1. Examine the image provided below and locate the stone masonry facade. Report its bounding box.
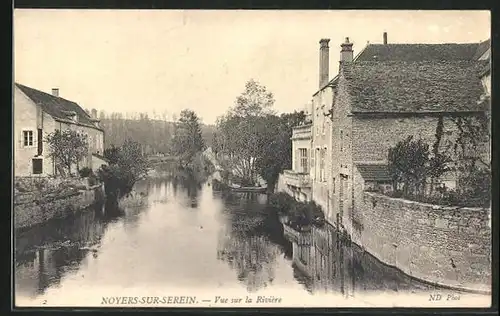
[352,192,491,293]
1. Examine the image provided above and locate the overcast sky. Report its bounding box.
[14,10,490,124]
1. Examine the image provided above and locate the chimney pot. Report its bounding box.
[319,38,330,89]
[383,32,388,45]
[51,88,59,97]
[340,36,354,63]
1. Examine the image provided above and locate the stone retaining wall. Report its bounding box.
[350,191,491,294]
[14,177,105,230]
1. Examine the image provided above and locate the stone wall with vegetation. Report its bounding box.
[352,191,491,293]
[14,177,105,229]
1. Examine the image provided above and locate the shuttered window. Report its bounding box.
[299,148,309,173]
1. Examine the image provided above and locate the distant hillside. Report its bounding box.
[98,113,215,155]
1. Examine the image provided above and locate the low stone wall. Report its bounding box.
[14,177,105,230]
[351,191,491,293]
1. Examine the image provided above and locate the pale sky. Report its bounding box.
[14,10,490,124]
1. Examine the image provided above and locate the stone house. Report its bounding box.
[329,34,490,231]
[14,83,107,177]
[284,33,490,229]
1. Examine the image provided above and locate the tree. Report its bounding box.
[98,139,149,201]
[215,79,276,185]
[232,79,275,117]
[46,129,89,176]
[103,145,121,165]
[388,136,451,197]
[255,111,307,193]
[171,109,206,167]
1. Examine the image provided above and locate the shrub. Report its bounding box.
[78,167,93,178]
[268,192,295,215]
[268,192,325,228]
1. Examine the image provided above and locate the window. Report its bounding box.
[32,158,43,174]
[23,130,34,147]
[299,148,309,173]
[320,149,326,182]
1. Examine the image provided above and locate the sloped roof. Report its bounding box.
[356,163,391,181]
[472,39,491,60]
[344,60,488,113]
[355,43,480,62]
[15,83,101,130]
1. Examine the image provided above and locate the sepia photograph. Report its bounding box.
[13,9,492,308]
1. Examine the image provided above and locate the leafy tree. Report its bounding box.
[98,139,149,201]
[171,109,206,167]
[215,79,276,185]
[255,111,307,193]
[45,129,89,176]
[232,79,275,117]
[103,145,120,165]
[388,134,453,198]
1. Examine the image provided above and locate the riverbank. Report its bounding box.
[14,177,105,230]
[15,176,487,308]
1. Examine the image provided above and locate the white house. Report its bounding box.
[14,83,107,177]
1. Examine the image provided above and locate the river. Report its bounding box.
[14,176,488,308]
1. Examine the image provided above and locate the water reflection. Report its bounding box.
[216,193,270,292]
[15,173,456,305]
[15,204,112,298]
[287,224,434,296]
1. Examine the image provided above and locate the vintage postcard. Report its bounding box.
[13,9,492,309]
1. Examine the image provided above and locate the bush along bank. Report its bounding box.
[268,192,325,231]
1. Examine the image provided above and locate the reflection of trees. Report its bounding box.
[217,229,279,292]
[15,204,111,296]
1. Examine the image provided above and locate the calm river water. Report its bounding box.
[14,176,488,308]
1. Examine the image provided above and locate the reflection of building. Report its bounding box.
[14,84,106,176]
[286,223,434,295]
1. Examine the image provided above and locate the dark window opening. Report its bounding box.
[32,158,43,174]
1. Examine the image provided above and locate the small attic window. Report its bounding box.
[62,110,78,122]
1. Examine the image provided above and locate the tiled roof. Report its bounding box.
[355,163,391,181]
[472,39,490,60]
[344,60,488,113]
[15,83,101,130]
[355,43,480,62]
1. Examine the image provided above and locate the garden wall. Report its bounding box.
[351,191,491,293]
[14,177,105,229]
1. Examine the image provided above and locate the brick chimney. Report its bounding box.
[91,108,98,119]
[51,88,59,97]
[383,32,388,45]
[319,38,330,89]
[340,37,354,63]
